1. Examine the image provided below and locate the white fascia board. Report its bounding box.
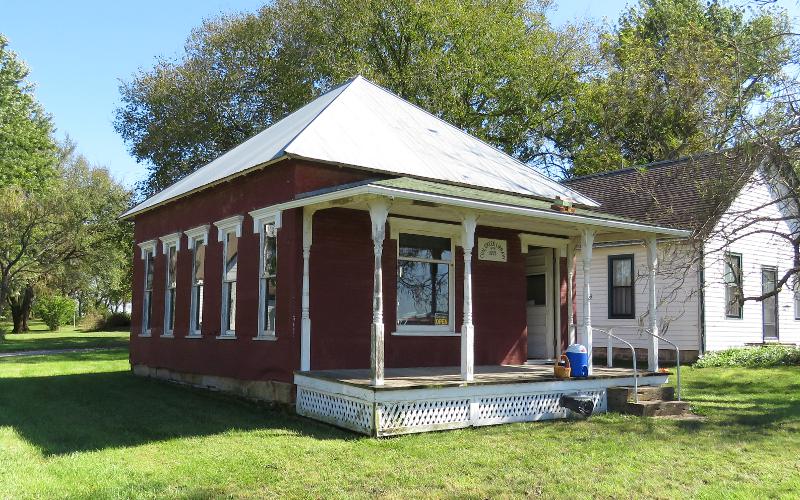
[248,207,282,233]
[266,184,691,238]
[184,225,210,249]
[137,239,157,259]
[213,215,244,241]
[159,232,182,254]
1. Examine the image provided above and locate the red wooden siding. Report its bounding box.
[130,159,528,384]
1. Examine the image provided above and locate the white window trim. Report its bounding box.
[185,226,209,337]
[214,215,244,241]
[138,239,157,260]
[159,232,181,254]
[160,235,180,338]
[138,241,156,337]
[249,207,282,233]
[185,225,209,249]
[216,216,243,338]
[389,217,458,337]
[251,209,281,340]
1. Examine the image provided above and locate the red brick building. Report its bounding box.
[123,77,686,435]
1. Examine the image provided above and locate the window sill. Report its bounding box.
[216,334,237,340]
[138,332,151,338]
[392,331,460,337]
[161,334,174,339]
[253,334,278,341]
[185,333,202,339]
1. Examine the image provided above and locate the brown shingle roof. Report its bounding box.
[562,152,757,230]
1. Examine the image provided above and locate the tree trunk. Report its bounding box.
[8,295,22,334]
[20,284,33,332]
[0,274,9,324]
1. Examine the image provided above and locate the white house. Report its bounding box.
[564,152,800,362]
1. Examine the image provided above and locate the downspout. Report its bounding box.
[698,243,707,355]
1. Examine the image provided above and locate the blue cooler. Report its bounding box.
[566,344,589,378]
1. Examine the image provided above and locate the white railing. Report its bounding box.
[598,325,682,402]
[642,329,681,401]
[593,327,638,404]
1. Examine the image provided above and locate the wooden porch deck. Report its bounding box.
[296,364,664,390]
[294,364,670,436]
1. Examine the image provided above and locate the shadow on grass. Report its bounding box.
[0,335,128,354]
[0,368,357,456]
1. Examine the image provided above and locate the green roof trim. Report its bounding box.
[371,177,636,224]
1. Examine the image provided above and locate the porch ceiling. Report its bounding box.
[273,177,691,242]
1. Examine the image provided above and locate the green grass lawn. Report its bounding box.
[0,320,128,353]
[0,350,797,499]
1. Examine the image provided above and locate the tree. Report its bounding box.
[0,142,133,327]
[552,0,795,177]
[115,0,595,196]
[34,293,76,331]
[0,34,57,191]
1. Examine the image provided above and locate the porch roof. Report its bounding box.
[270,176,691,240]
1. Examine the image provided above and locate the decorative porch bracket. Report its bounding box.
[646,236,659,372]
[300,207,316,371]
[581,228,596,375]
[461,213,478,382]
[368,199,391,386]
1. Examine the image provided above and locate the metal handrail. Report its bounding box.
[642,329,681,401]
[592,327,639,404]
[603,325,682,402]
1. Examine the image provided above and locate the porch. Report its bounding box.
[295,365,669,436]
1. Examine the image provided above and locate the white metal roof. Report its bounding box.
[123,76,597,218]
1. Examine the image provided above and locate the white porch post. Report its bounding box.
[461,213,478,382]
[566,238,576,345]
[368,199,390,386]
[581,229,596,375]
[300,207,315,371]
[646,236,660,372]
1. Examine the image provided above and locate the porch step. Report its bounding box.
[607,386,692,417]
[607,386,675,406]
[619,400,692,417]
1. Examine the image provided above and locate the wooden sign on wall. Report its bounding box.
[477,238,507,262]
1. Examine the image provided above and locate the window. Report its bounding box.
[214,216,243,338]
[164,244,177,335]
[724,253,743,319]
[795,289,800,320]
[396,233,453,331]
[762,267,778,339]
[185,226,209,337]
[608,254,634,319]
[258,222,278,337]
[526,274,546,305]
[138,240,157,336]
[160,233,180,337]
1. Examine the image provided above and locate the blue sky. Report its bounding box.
[3,0,798,188]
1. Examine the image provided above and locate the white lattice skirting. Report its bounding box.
[295,381,612,437]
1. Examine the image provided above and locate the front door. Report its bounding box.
[762,267,779,341]
[526,248,554,359]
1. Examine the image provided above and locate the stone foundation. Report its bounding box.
[132,364,294,404]
[592,347,699,365]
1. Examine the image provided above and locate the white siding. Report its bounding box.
[703,168,800,350]
[576,242,702,352]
